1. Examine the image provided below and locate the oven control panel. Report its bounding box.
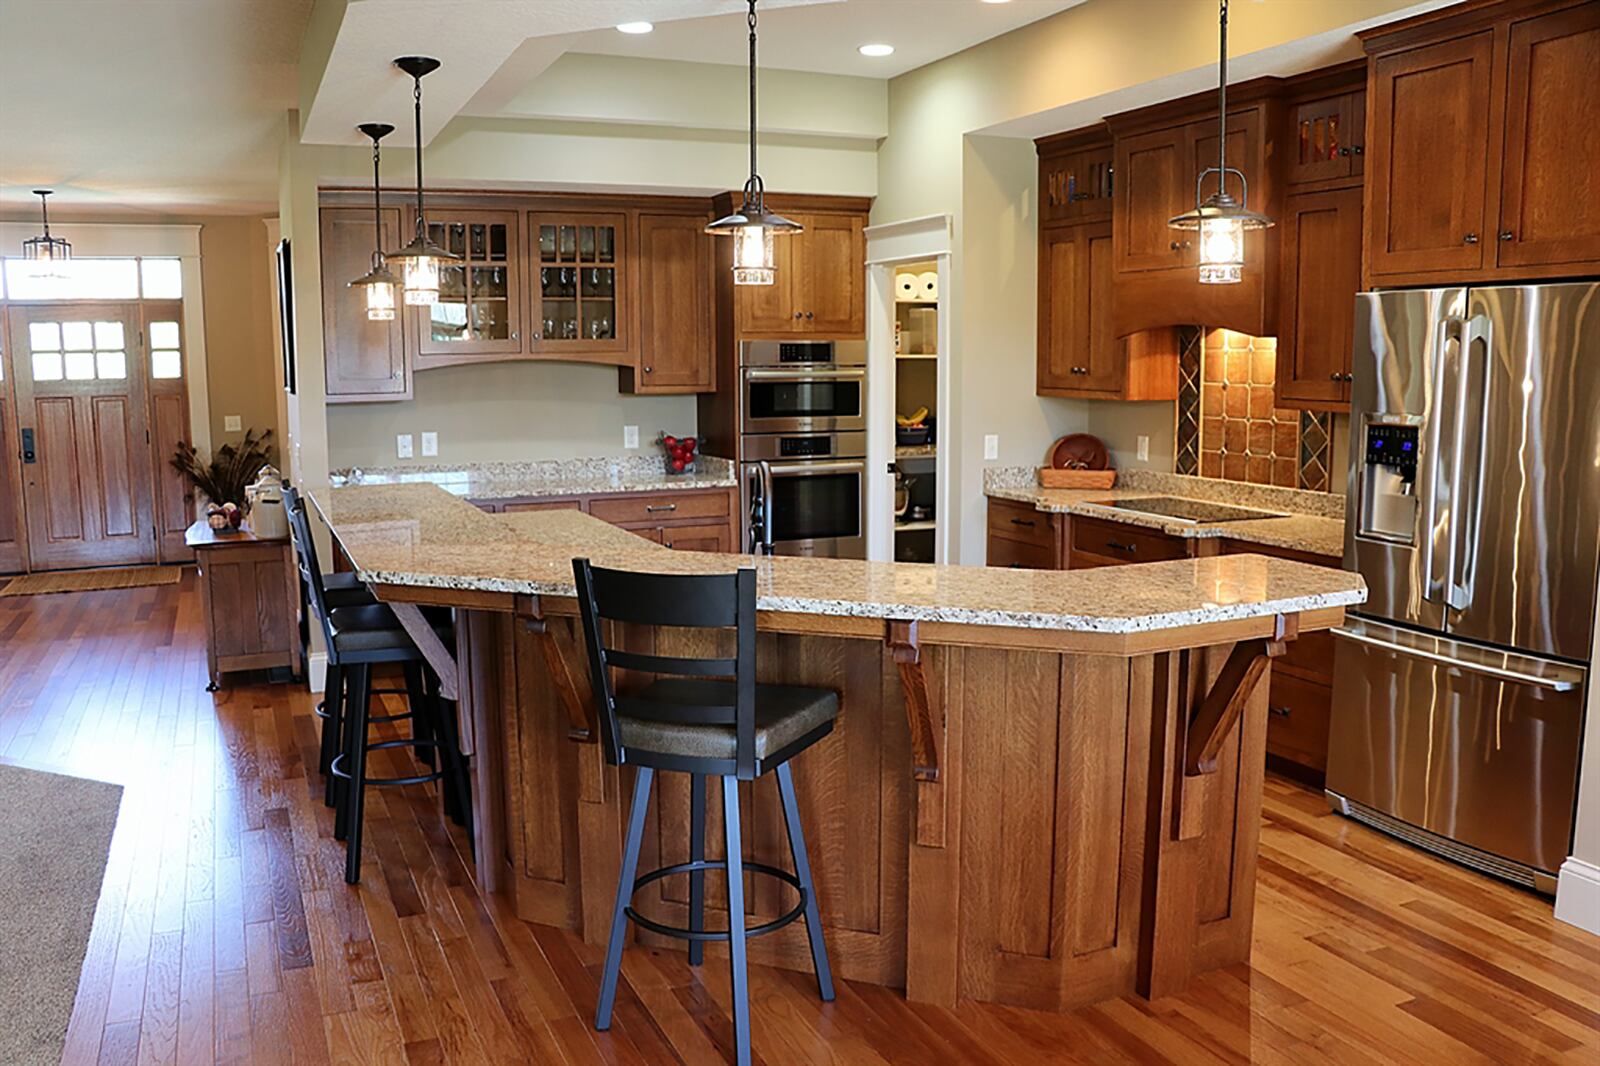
[779,435,833,458]
[777,342,833,364]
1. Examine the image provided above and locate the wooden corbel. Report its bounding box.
[1184,613,1297,777]
[887,621,941,782]
[518,595,597,743]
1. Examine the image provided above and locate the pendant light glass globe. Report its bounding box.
[350,122,401,320]
[385,57,457,306]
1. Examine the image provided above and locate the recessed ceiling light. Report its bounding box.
[616,21,654,35]
[981,0,1013,5]
[858,43,895,57]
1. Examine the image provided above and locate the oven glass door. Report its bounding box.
[769,462,864,546]
[743,370,865,432]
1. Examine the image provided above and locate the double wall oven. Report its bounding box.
[740,341,867,558]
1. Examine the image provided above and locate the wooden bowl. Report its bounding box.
[1048,433,1110,471]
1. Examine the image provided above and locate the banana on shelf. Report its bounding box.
[895,407,930,428]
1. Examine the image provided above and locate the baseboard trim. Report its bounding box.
[1554,857,1600,936]
[308,651,328,695]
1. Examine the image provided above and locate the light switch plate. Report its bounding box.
[397,434,414,459]
[623,425,639,449]
[984,434,999,461]
[224,414,242,432]
[421,431,438,457]
[1137,435,1150,461]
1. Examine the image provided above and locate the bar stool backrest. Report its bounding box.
[572,559,758,777]
[282,485,341,661]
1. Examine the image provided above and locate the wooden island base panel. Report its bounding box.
[315,482,1366,1016]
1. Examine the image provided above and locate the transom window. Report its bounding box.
[0,256,181,301]
[28,320,129,381]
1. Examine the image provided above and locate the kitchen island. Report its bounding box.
[314,482,1365,1013]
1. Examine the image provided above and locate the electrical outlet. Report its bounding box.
[623,425,640,449]
[224,414,242,432]
[396,433,413,459]
[1137,435,1150,462]
[421,431,438,457]
[984,434,999,461]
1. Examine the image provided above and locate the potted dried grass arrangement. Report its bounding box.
[171,429,276,530]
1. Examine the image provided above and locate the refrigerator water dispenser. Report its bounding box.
[1358,423,1419,543]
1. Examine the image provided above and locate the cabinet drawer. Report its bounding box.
[659,522,733,553]
[988,534,1058,570]
[589,490,729,525]
[987,499,1054,550]
[1069,515,1187,564]
[1266,670,1332,773]
[501,499,582,513]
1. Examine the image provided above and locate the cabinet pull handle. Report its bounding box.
[645,503,677,513]
[1463,233,1479,244]
[1010,517,1036,527]
[1268,705,1292,718]
[1344,372,1354,382]
[805,311,814,320]
[1352,145,1363,156]
[794,311,804,319]
[1329,371,1341,381]
[1498,231,1515,241]
[1106,539,1137,553]
[511,330,519,340]
[644,366,654,374]
[1338,147,1351,157]
[533,332,543,341]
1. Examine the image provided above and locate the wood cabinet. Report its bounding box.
[1067,514,1190,569]
[528,211,630,361]
[186,521,300,690]
[1362,0,1600,284]
[413,210,522,365]
[1286,89,1366,186]
[985,498,1061,569]
[1037,221,1179,400]
[1275,187,1363,410]
[726,199,868,338]
[622,212,714,394]
[1112,125,1192,274]
[1038,132,1114,225]
[320,206,411,402]
[473,486,737,552]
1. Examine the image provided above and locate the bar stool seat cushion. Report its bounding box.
[619,680,838,761]
[328,603,452,654]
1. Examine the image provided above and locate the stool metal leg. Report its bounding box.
[776,761,835,1001]
[433,693,474,844]
[722,775,751,1066]
[342,663,373,885]
[320,663,344,808]
[596,766,654,1031]
[688,773,706,967]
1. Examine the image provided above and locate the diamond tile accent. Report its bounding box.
[1174,326,1203,477]
[1298,410,1333,492]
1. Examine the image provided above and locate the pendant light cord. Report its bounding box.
[746,0,761,208]
[371,135,384,264]
[1216,0,1228,187]
[38,191,51,239]
[412,74,427,241]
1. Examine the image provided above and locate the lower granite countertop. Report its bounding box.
[313,482,1365,635]
[329,455,737,502]
[985,468,1347,558]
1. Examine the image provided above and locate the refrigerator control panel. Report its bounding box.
[1359,423,1420,543]
[1364,424,1419,481]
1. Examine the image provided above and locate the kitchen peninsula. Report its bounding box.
[314,480,1365,1013]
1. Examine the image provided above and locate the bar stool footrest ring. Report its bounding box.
[623,859,807,942]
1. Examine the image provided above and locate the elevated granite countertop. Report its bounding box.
[314,482,1365,634]
[985,468,1346,558]
[330,455,737,502]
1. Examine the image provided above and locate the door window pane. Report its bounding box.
[94,321,125,349]
[139,258,183,298]
[28,321,61,351]
[96,351,128,379]
[62,321,94,349]
[65,351,96,380]
[152,350,182,379]
[32,351,64,381]
[149,320,180,348]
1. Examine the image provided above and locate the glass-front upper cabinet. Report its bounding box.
[414,210,522,360]
[529,211,629,358]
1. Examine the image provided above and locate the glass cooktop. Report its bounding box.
[1092,496,1289,524]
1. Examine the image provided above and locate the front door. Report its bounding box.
[8,303,156,569]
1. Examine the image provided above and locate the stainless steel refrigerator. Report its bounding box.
[1327,282,1600,894]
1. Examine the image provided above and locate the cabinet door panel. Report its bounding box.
[529,212,630,360]
[734,231,796,335]
[1277,187,1362,410]
[1366,32,1493,277]
[1115,127,1190,273]
[321,207,409,400]
[796,213,865,336]
[1037,226,1088,392]
[1288,94,1356,185]
[1497,2,1600,270]
[416,210,522,359]
[635,213,714,392]
[1042,144,1114,224]
[660,521,732,553]
[1081,229,1123,393]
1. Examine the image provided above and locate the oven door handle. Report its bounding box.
[765,461,866,476]
[743,367,866,380]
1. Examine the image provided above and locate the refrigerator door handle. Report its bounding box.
[1333,627,1579,692]
[1448,313,1493,613]
[1421,317,1463,604]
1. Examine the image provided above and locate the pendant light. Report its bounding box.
[349,123,399,321]
[1168,0,1272,285]
[22,190,71,263]
[385,56,457,305]
[706,0,801,286]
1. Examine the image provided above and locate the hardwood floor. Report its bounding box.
[2,570,1596,1064]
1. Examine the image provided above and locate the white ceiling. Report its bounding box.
[566,0,1084,79]
[0,0,314,214]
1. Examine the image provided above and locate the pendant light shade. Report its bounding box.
[706,0,801,286]
[1169,0,1272,285]
[385,56,457,306]
[350,122,400,321]
[22,190,71,264]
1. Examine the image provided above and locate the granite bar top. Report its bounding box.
[329,455,737,502]
[314,482,1365,634]
[984,467,1346,558]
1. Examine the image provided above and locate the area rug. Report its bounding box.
[0,763,124,1065]
[0,565,183,597]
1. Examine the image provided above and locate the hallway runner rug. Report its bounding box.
[0,565,183,597]
[0,762,123,1065]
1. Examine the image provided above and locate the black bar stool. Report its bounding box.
[572,558,838,1066]
[284,487,472,884]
